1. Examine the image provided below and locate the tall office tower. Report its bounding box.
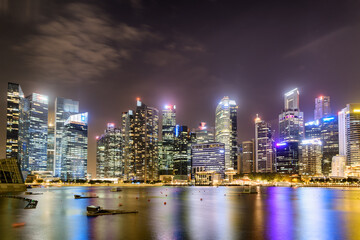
[54,98,79,177]
[320,116,339,175]
[47,124,55,172]
[6,83,25,162]
[255,115,275,173]
[96,123,122,178]
[240,140,254,174]
[133,99,159,182]
[279,88,304,141]
[26,93,49,172]
[121,111,134,181]
[338,104,360,166]
[159,105,176,176]
[314,96,331,120]
[60,113,88,181]
[215,96,238,170]
[195,122,215,144]
[275,142,299,174]
[191,143,225,179]
[173,125,191,177]
[299,139,323,176]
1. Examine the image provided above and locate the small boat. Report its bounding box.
[25,192,43,195]
[26,185,32,189]
[86,205,138,217]
[110,187,122,192]
[74,194,99,199]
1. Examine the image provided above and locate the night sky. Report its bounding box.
[1,0,360,176]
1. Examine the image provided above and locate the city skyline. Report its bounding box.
[2,0,360,177]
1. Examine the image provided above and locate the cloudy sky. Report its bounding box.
[1,0,360,175]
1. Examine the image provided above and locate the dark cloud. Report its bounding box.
[16,3,156,84]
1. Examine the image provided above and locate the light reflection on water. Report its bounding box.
[1,186,360,240]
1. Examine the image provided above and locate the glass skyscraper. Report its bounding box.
[255,115,275,173]
[60,112,88,181]
[96,123,122,178]
[54,97,79,177]
[173,125,191,176]
[215,96,238,170]
[121,111,134,181]
[47,124,55,172]
[299,139,323,176]
[275,141,299,174]
[195,122,215,144]
[26,93,49,172]
[240,140,254,174]
[279,88,304,142]
[159,105,176,176]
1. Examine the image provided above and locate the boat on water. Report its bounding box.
[110,187,122,192]
[25,192,43,195]
[74,194,99,199]
[86,205,138,216]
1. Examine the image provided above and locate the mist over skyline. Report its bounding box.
[1,0,360,176]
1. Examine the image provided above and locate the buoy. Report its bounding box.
[148,199,150,202]
[164,202,167,205]
[12,223,25,228]
[200,198,203,201]
[136,197,138,200]
[119,203,123,206]
[118,196,121,198]
[224,194,226,196]
[165,195,167,197]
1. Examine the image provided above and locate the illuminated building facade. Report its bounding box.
[121,111,134,181]
[331,155,346,177]
[275,142,299,174]
[26,93,49,172]
[314,96,331,120]
[60,113,88,181]
[159,105,176,176]
[47,124,55,172]
[240,140,254,174]
[305,119,321,139]
[215,96,238,170]
[191,143,225,179]
[299,139,323,176]
[255,115,275,173]
[133,99,159,182]
[279,88,304,141]
[195,122,214,144]
[54,98,79,177]
[96,123,122,178]
[6,83,24,163]
[173,125,191,176]
[338,104,360,166]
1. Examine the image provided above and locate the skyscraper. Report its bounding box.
[338,104,360,166]
[194,122,215,144]
[6,83,25,163]
[279,88,304,142]
[314,96,331,120]
[121,111,134,181]
[47,124,55,172]
[61,112,88,181]
[26,93,49,172]
[96,123,122,178]
[299,139,323,176]
[133,99,159,182]
[159,105,176,176]
[254,114,275,173]
[173,125,191,177]
[54,98,79,177]
[215,96,238,170]
[240,140,254,174]
[320,116,339,175]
